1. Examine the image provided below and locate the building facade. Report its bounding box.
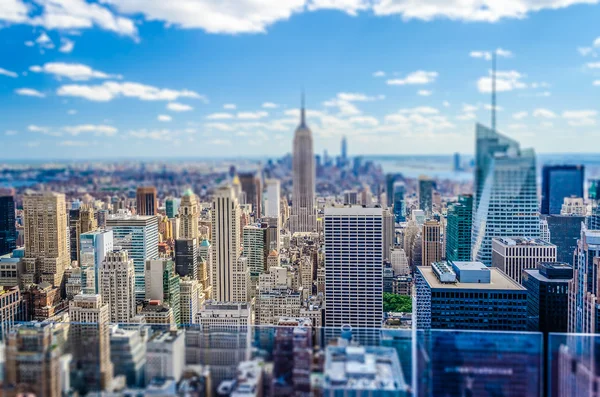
[100,250,137,323]
[0,192,17,256]
[541,165,584,215]
[136,186,158,216]
[422,220,442,266]
[446,194,473,262]
[491,237,557,284]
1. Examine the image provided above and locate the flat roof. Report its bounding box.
[324,206,383,216]
[493,237,555,247]
[522,269,572,283]
[418,266,525,291]
[453,261,488,271]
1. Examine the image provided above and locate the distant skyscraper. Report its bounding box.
[211,185,242,302]
[453,152,461,171]
[136,186,158,216]
[324,207,383,329]
[471,124,540,265]
[341,135,348,163]
[446,194,473,262]
[79,229,114,294]
[264,179,281,219]
[68,293,113,393]
[70,204,98,266]
[238,172,262,219]
[541,165,584,215]
[106,211,159,299]
[417,176,435,214]
[22,192,69,288]
[165,197,180,219]
[178,189,199,240]
[289,98,317,234]
[392,181,406,222]
[422,220,442,266]
[386,173,403,208]
[0,191,17,256]
[542,213,585,263]
[100,250,137,323]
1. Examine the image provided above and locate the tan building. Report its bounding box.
[22,192,69,288]
[141,301,176,330]
[180,277,204,325]
[422,220,442,267]
[68,294,113,391]
[179,189,199,240]
[100,250,137,323]
[0,285,21,339]
[136,186,157,216]
[492,237,557,284]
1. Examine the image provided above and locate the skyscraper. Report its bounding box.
[324,206,383,329]
[422,220,442,266]
[22,192,69,288]
[178,189,199,240]
[243,224,268,274]
[145,258,181,324]
[392,181,406,223]
[106,211,159,299]
[211,185,242,302]
[79,229,114,294]
[491,237,557,284]
[238,171,262,219]
[417,175,436,214]
[0,190,17,256]
[264,179,281,219]
[289,97,317,234]
[341,135,348,164]
[136,186,158,216]
[471,124,540,265]
[541,165,584,215]
[100,249,137,323]
[385,173,403,208]
[165,197,180,219]
[446,194,473,261]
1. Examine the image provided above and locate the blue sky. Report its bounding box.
[1,0,600,159]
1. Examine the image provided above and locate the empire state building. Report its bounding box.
[289,97,317,234]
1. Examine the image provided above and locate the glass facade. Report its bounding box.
[0,194,16,256]
[446,194,473,261]
[393,181,406,222]
[541,165,584,215]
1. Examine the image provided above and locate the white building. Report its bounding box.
[100,249,137,323]
[391,248,409,276]
[145,330,185,385]
[79,229,113,294]
[264,179,281,219]
[180,277,203,325]
[324,206,384,329]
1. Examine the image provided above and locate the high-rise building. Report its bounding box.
[0,191,17,256]
[390,248,409,276]
[264,179,281,219]
[175,238,198,278]
[471,124,539,265]
[106,211,159,299]
[5,322,63,397]
[385,173,403,208]
[136,186,158,216]
[238,171,262,219]
[22,192,69,288]
[522,262,572,333]
[422,220,442,266]
[416,261,528,331]
[180,277,203,325]
[341,135,348,164]
[145,258,181,324]
[100,250,137,323]
[145,330,185,384]
[243,224,268,275]
[70,204,98,264]
[392,181,406,222]
[541,165,584,215]
[417,175,436,214]
[211,185,242,302]
[165,197,180,219]
[542,213,585,263]
[446,194,473,262]
[110,326,146,388]
[178,189,199,239]
[491,237,557,284]
[0,285,22,340]
[68,293,113,392]
[568,223,600,333]
[324,206,383,329]
[79,229,113,294]
[383,208,394,261]
[289,99,317,234]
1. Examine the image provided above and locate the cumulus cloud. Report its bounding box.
[167,102,193,112]
[470,48,513,61]
[30,62,121,81]
[223,103,237,110]
[533,108,557,118]
[206,112,234,120]
[512,111,528,120]
[373,71,386,77]
[63,124,117,136]
[562,110,597,126]
[417,90,432,96]
[237,111,269,120]
[158,114,172,122]
[586,62,600,69]
[262,102,279,108]
[0,67,18,78]
[57,81,206,102]
[59,38,75,53]
[387,70,438,85]
[15,88,46,97]
[477,70,527,93]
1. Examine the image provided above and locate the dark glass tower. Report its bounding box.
[541,165,584,215]
[0,193,17,256]
[446,194,473,261]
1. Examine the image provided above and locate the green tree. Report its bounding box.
[383,293,412,313]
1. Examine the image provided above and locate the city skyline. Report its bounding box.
[0,1,600,158]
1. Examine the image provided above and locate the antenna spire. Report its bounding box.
[492,50,497,132]
[301,90,306,126]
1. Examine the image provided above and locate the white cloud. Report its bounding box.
[443,101,450,107]
[512,111,528,120]
[477,70,527,93]
[533,108,556,118]
[167,102,193,112]
[35,32,54,48]
[15,88,46,97]
[237,111,269,120]
[262,102,279,108]
[209,139,232,145]
[470,51,492,61]
[28,125,49,133]
[348,116,379,127]
[59,140,89,147]
[495,48,513,58]
[595,37,600,47]
[586,62,600,69]
[206,112,234,120]
[417,90,432,96]
[0,0,29,23]
[462,104,478,113]
[0,67,18,78]
[63,124,117,136]
[387,70,438,85]
[578,47,595,56]
[24,41,34,47]
[30,62,121,81]
[456,113,476,121]
[67,109,77,115]
[372,0,600,23]
[57,81,205,102]
[5,130,18,136]
[59,37,75,53]
[129,129,173,141]
[594,80,600,86]
[158,114,172,122]
[562,110,597,126]
[223,103,237,110]
[308,0,370,15]
[373,71,386,77]
[204,122,234,131]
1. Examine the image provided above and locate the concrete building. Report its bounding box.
[145,258,181,324]
[324,206,383,329]
[472,124,539,265]
[68,293,113,392]
[416,261,528,330]
[22,192,69,288]
[180,277,203,325]
[106,211,159,299]
[100,249,137,323]
[79,229,113,294]
[136,186,158,216]
[178,189,199,240]
[110,325,147,387]
[561,196,586,216]
[140,301,176,330]
[422,220,442,266]
[239,171,262,219]
[491,237,557,284]
[289,98,317,234]
[145,330,185,385]
[0,285,22,340]
[264,179,281,219]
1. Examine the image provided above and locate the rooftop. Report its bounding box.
[493,237,555,247]
[418,266,525,291]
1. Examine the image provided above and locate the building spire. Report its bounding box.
[492,50,497,132]
[300,90,306,127]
